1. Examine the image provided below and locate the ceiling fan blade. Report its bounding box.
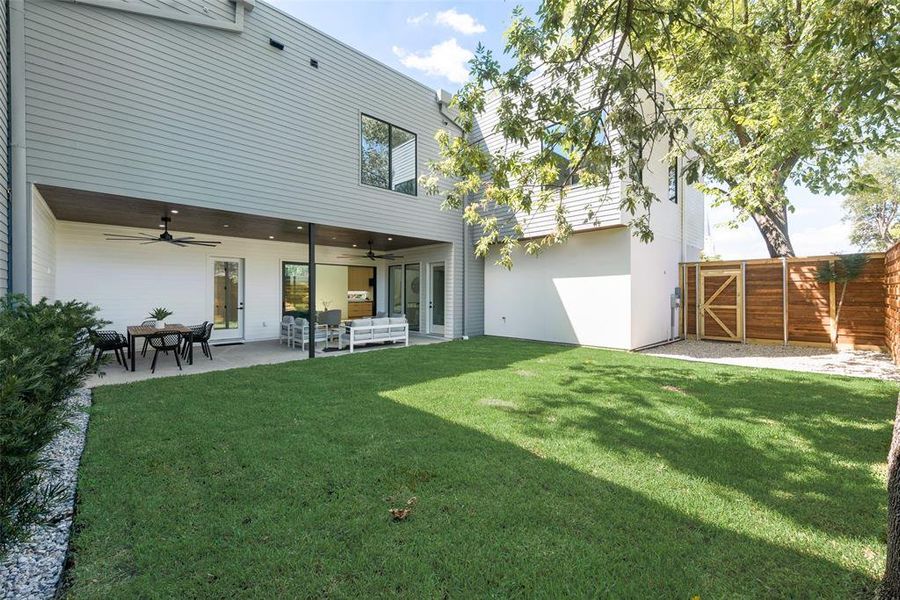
[171,237,195,241]
[181,241,222,247]
[105,234,158,240]
[375,254,403,260]
[139,240,162,245]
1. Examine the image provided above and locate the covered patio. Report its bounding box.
[30,184,458,378]
[87,334,448,387]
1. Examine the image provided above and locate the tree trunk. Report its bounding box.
[751,202,796,258]
[880,393,900,600]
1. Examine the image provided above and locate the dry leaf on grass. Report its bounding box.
[662,385,688,395]
[389,496,418,522]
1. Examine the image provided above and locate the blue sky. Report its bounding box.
[266,0,854,260]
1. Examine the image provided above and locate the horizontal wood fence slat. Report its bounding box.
[682,253,887,351]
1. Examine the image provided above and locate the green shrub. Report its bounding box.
[0,295,103,556]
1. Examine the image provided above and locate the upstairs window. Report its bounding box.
[543,116,606,189]
[668,159,679,203]
[360,114,417,196]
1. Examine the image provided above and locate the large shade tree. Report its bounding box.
[842,152,900,251]
[422,0,898,263]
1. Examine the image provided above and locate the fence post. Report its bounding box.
[782,257,789,346]
[741,261,747,344]
[695,265,701,340]
[828,259,837,347]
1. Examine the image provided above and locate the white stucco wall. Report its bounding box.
[627,140,686,348]
[483,228,632,349]
[30,186,57,302]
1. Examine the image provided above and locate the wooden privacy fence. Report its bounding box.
[885,243,900,363]
[680,254,886,350]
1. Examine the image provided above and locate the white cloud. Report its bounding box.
[406,12,429,26]
[393,39,473,84]
[435,8,486,35]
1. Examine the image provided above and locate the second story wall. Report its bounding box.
[22,0,460,242]
[469,55,623,240]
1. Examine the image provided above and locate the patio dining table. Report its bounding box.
[126,324,194,371]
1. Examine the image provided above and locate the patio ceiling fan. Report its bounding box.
[104,216,222,248]
[337,240,403,261]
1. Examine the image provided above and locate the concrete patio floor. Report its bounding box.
[88,334,447,387]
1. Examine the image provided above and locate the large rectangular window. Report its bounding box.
[543,116,606,188]
[282,263,375,321]
[360,114,417,196]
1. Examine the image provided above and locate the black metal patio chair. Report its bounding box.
[181,321,210,361]
[140,319,157,357]
[89,329,129,369]
[147,332,183,373]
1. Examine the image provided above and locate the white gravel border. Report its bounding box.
[642,339,900,381]
[0,389,91,600]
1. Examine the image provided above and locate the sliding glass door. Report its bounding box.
[387,263,421,332]
[404,264,420,332]
[388,265,404,317]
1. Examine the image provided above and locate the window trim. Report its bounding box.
[668,158,679,204]
[360,113,418,196]
[540,112,607,190]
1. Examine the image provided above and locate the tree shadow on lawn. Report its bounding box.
[516,358,895,544]
[72,339,883,598]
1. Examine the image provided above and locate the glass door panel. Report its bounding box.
[389,265,404,316]
[404,263,420,332]
[282,262,310,320]
[211,258,244,340]
[429,263,445,335]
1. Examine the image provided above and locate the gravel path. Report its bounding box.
[642,340,900,381]
[0,389,91,600]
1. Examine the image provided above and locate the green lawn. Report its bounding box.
[66,337,896,598]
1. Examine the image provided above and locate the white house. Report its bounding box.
[0,0,702,354]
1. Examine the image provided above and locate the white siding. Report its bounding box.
[464,225,484,337]
[384,243,456,337]
[683,185,704,260]
[30,186,56,301]
[469,45,624,240]
[0,1,8,292]
[483,228,632,349]
[54,220,405,341]
[22,1,461,243]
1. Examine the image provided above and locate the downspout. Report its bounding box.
[9,0,26,295]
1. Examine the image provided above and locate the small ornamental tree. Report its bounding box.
[814,253,868,348]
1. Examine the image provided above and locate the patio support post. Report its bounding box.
[308,222,316,359]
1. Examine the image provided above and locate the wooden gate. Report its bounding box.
[699,268,744,341]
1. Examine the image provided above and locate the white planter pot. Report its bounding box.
[154,321,165,329]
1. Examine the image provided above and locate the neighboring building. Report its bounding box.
[1,0,702,351]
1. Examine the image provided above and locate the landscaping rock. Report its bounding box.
[0,389,91,600]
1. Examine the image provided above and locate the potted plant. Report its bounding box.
[148,307,174,329]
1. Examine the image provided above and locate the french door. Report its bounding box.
[209,257,244,341]
[428,262,445,335]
